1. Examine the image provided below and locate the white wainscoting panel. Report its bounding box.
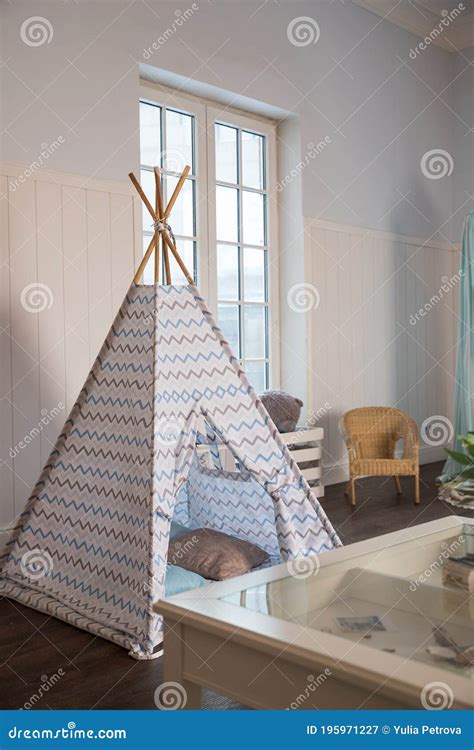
[0,163,140,534]
[306,219,460,485]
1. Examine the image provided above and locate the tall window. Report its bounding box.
[139,84,277,389]
[214,123,268,392]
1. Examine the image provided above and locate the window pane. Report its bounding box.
[169,239,195,284]
[165,176,194,237]
[140,102,161,167]
[216,186,238,242]
[242,131,264,189]
[215,124,237,183]
[218,304,240,354]
[140,169,156,230]
[243,305,265,358]
[165,109,194,173]
[217,244,239,300]
[242,191,265,246]
[244,361,266,392]
[243,247,265,302]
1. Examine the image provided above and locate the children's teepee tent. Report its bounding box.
[0,168,340,659]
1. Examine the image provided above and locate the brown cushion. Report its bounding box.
[167,528,268,580]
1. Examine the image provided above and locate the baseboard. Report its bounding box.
[418,445,449,465]
[323,462,349,486]
[322,445,447,487]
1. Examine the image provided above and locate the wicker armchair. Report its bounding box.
[340,407,420,506]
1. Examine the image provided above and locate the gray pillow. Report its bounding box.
[167,528,268,580]
[169,520,191,540]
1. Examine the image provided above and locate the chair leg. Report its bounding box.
[350,478,356,506]
[414,474,420,505]
[394,476,402,495]
[344,478,356,506]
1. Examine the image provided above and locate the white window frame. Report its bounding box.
[207,106,280,390]
[139,81,208,287]
[139,81,280,387]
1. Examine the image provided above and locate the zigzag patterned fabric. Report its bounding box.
[178,457,282,562]
[0,283,340,658]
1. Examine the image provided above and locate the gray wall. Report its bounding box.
[449,45,474,241]
[1,0,469,240]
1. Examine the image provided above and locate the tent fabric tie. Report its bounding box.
[153,219,176,248]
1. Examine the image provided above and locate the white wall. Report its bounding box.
[277,117,309,409]
[0,165,140,532]
[449,46,474,241]
[0,0,463,240]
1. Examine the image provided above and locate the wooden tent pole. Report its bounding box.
[154,235,160,284]
[154,166,164,219]
[163,165,190,219]
[162,234,171,284]
[129,171,158,284]
[133,235,155,284]
[154,168,162,284]
[156,166,171,284]
[161,164,192,283]
[129,172,155,219]
[162,231,194,285]
[128,166,194,285]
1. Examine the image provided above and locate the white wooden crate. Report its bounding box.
[281,427,324,498]
[196,426,325,498]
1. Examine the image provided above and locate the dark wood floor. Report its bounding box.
[0,462,462,710]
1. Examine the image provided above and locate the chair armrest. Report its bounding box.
[339,418,360,461]
[347,439,361,461]
[402,418,419,460]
